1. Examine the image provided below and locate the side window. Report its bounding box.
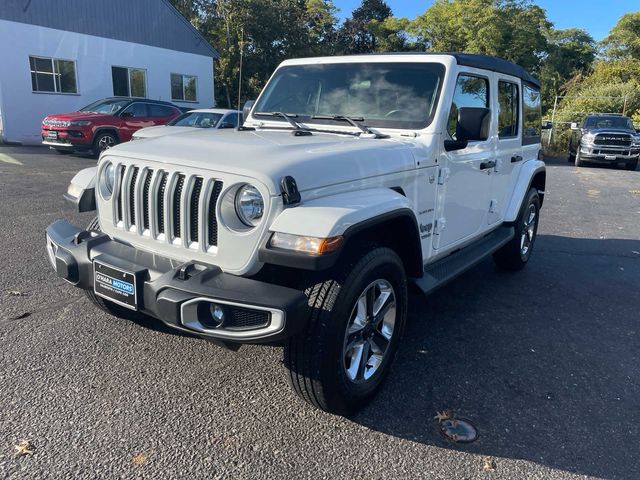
[148,104,175,117]
[222,113,238,126]
[522,83,542,145]
[121,103,147,118]
[498,81,519,139]
[448,74,489,139]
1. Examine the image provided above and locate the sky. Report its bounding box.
[334,0,638,40]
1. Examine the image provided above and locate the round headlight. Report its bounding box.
[235,184,264,227]
[99,161,115,199]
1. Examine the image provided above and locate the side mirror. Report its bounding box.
[456,107,491,142]
[570,122,579,130]
[242,100,255,123]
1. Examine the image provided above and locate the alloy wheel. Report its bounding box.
[343,279,397,383]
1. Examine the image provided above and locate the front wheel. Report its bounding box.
[284,245,408,416]
[493,188,541,271]
[626,159,638,171]
[93,131,118,156]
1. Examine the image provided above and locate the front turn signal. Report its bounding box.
[270,232,344,255]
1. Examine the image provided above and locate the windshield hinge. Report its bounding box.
[281,176,301,205]
[437,168,451,185]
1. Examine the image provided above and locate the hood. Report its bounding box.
[44,111,112,121]
[133,125,200,139]
[584,127,636,135]
[106,129,419,195]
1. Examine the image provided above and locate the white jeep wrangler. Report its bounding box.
[46,53,546,415]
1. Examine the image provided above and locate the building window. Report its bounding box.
[112,66,147,97]
[171,73,197,102]
[29,56,77,94]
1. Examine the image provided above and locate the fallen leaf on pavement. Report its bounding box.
[483,456,496,472]
[14,439,35,456]
[132,453,147,465]
[8,291,28,297]
[434,410,453,422]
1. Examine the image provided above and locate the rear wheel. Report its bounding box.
[493,188,540,271]
[83,217,147,320]
[284,245,408,416]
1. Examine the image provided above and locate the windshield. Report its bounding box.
[253,62,445,130]
[80,99,130,115]
[584,116,634,130]
[168,112,223,128]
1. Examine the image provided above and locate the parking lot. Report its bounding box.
[0,145,638,479]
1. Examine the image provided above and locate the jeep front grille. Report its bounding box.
[112,164,223,250]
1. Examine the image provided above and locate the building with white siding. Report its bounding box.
[0,0,219,145]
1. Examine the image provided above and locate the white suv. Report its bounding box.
[46,53,546,415]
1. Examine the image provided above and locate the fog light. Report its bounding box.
[46,234,58,268]
[199,303,226,329]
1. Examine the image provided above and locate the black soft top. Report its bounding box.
[367,52,540,89]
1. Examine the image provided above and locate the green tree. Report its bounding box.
[601,12,640,60]
[337,0,393,53]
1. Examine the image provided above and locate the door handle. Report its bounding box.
[511,155,523,163]
[480,160,496,170]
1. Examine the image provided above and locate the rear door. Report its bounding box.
[488,77,522,224]
[119,102,153,141]
[148,104,178,126]
[434,72,495,251]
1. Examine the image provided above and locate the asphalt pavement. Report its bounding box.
[0,145,639,479]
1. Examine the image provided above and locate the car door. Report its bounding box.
[434,72,495,251]
[119,102,153,141]
[148,104,178,126]
[488,77,523,225]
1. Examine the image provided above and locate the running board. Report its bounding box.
[413,226,515,295]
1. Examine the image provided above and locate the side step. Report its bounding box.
[413,226,515,295]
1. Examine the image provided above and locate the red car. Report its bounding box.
[41,97,182,155]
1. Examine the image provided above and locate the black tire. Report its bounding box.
[626,159,638,171]
[493,188,541,272]
[83,217,147,321]
[92,131,118,156]
[568,143,575,162]
[284,244,408,416]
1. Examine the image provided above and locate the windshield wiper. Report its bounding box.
[253,112,312,136]
[311,115,389,138]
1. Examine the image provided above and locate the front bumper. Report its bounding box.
[580,145,640,162]
[41,128,92,150]
[45,220,309,343]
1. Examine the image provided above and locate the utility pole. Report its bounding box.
[237,28,245,129]
[548,95,558,148]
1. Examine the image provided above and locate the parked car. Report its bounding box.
[41,97,182,155]
[568,114,640,170]
[131,109,242,140]
[47,53,546,415]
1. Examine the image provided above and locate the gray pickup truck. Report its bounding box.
[568,114,640,170]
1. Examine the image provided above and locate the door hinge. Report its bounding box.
[434,217,446,234]
[438,168,450,185]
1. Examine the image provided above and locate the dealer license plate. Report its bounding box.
[93,261,138,310]
[47,130,58,140]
